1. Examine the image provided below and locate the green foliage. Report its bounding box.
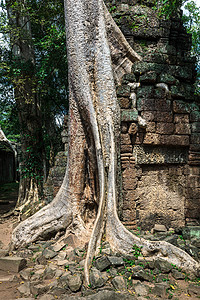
[0,0,68,185]
[132,244,143,259]
[183,0,200,94]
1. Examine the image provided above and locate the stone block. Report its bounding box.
[94,256,110,271]
[173,100,190,113]
[107,256,124,267]
[89,267,107,289]
[121,122,128,133]
[146,122,156,133]
[152,283,168,298]
[190,133,200,144]
[161,135,189,146]
[139,71,157,83]
[121,109,138,122]
[122,73,136,83]
[154,259,172,273]
[191,122,200,133]
[153,224,167,232]
[117,85,130,97]
[171,86,185,98]
[111,276,127,291]
[190,111,200,122]
[187,175,200,188]
[118,97,131,109]
[156,122,174,134]
[121,133,131,145]
[159,73,176,84]
[0,249,8,257]
[121,144,133,153]
[156,111,173,122]
[67,274,82,292]
[135,132,145,144]
[137,98,155,111]
[122,168,137,190]
[0,256,27,272]
[175,123,191,135]
[190,144,200,152]
[137,86,154,99]
[155,99,171,111]
[141,111,156,122]
[174,114,189,123]
[143,133,160,145]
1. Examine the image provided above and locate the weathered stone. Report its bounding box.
[161,135,190,146]
[156,122,174,134]
[42,248,57,259]
[187,283,200,295]
[66,290,134,300]
[108,256,124,267]
[117,85,131,97]
[133,145,188,164]
[154,259,172,273]
[30,283,50,295]
[137,98,155,111]
[190,111,200,122]
[134,282,148,296]
[111,276,127,291]
[36,255,47,265]
[43,266,56,279]
[152,282,168,298]
[171,269,185,279]
[121,109,138,122]
[155,99,171,112]
[171,85,185,98]
[94,256,111,271]
[122,168,137,190]
[140,71,157,83]
[153,224,167,233]
[174,114,189,123]
[182,226,200,240]
[156,111,173,122]
[175,123,191,135]
[67,273,82,292]
[0,249,8,257]
[119,97,131,109]
[0,256,27,272]
[39,295,55,300]
[191,122,200,133]
[143,133,160,145]
[173,100,190,113]
[17,282,31,297]
[89,267,107,289]
[121,122,128,134]
[137,86,154,99]
[159,73,176,84]
[122,73,136,83]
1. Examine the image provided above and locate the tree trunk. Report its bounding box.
[12,0,199,284]
[6,0,46,216]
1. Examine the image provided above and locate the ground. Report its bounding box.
[0,213,200,299]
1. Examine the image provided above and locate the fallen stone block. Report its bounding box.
[0,256,27,272]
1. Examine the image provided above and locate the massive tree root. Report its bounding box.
[12,0,199,285]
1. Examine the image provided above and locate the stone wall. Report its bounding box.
[106,0,200,229]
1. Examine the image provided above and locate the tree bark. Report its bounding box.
[12,0,199,284]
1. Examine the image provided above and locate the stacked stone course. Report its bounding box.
[107,0,200,229]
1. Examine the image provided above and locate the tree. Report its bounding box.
[12,0,199,285]
[183,0,200,94]
[0,0,68,215]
